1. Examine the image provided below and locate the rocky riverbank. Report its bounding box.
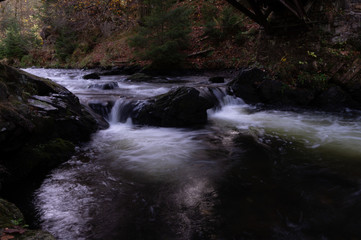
[227,68,361,112]
[0,64,107,239]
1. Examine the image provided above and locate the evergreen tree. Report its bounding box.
[0,19,28,59]
[129,0,192,69]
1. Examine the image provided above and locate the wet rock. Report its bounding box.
[209,76,225,83]
[126,73,154,82]
[88,101,114,119]
[284,87,316,106]
[258,79,285,104]
[101,65,142,76]
[0,198,23,228]
[88,82,118,90]
[0,198,56,240]
[227,68,361,110]
[83,72,100,79]
[132,87,213,127]
[126,73,189,84]
[227,68,267,104]
[258,79,316,106]
[0,63,102,188]
[315,86,359,110]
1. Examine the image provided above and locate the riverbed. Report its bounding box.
[24,68,361,240]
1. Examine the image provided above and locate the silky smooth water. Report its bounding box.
[24,68,361,239]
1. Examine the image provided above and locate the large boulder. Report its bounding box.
[101,65,142,76]
[227,68,361,110]
[227,68,266,104]
[314,86,359,110]
[83,72,100,79]
[0,63,106,187]
[258,79,316,106]
[131,87,213,127]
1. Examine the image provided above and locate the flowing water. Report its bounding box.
[24,68,361,239]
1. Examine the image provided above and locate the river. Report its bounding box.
[23,68,361,240]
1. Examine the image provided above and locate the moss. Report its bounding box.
[0,198,56,240]
[27,138,75,163]
[17,138,76,178]
[0,198,24,228]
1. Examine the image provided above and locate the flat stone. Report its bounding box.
[28,99,58,111]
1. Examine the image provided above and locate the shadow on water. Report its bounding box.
[215,133,361,240]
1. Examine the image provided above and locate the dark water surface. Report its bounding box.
[24,69,361,240]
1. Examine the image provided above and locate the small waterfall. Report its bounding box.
[212,88,244,107]
[109,98,135,123]
[88,101,113,119]
[201,87,245,111]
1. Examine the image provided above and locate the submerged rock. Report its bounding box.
[131,87,213,127]
[88,82,118,90]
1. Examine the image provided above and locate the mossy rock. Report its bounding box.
[18,230,56,240]
[0,198,24,228]
[126,73,154,82]
[0,198,56,240]
[16,138,75,178]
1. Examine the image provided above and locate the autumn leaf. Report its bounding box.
[1,234,15,240]
[4,227,27,234]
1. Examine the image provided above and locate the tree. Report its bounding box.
[128,0,192,69]
[0,0,41,61]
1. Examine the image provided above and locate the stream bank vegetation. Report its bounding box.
[0,0,361,97]
[1,1,360,89]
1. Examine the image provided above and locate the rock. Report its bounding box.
[83,72,100,79]
[126,73,189,84]
[88,101,114,119]
[126,73,154,82]
[0,198,56,240]
[0,63,102,189]
[227,68,267,104]
[0,82,9,100]
[0,198,23,228]
[209,76,225,83]
[258,79,285,104]
[88,82,118,90]
[258,79,316,106]
[132,87,213,127]
[314,86,359,110]
[284,87,316,106]
[101,65,142,76]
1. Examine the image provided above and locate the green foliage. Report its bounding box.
[201,1,218,23]
[20,55,34,67]
[203,6,244,42]
[297,72,329,90]
[0,19,39,60]
[55,27,78,62]
[128,1,192,69]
